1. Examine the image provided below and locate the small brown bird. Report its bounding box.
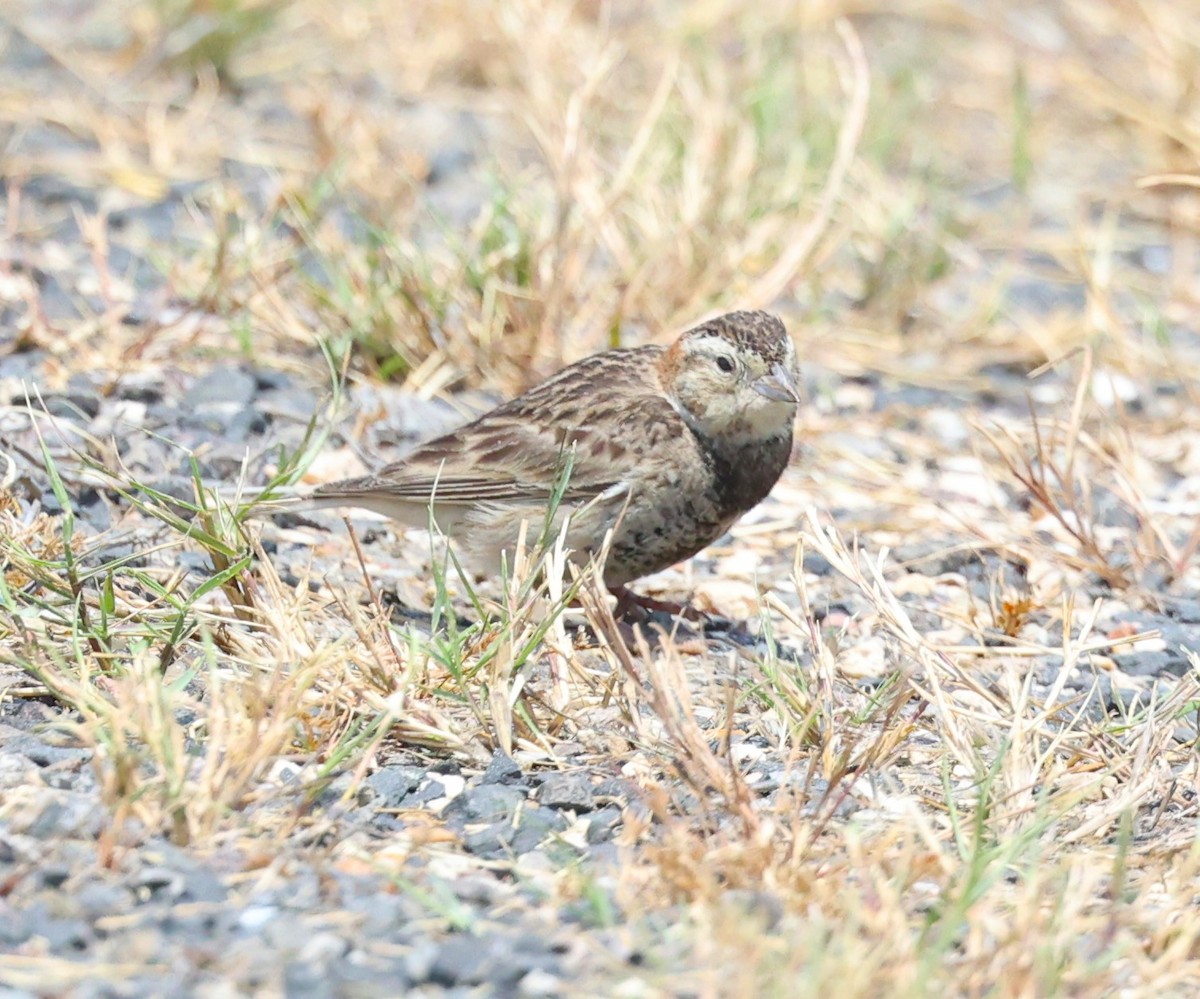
[309,311,799,612]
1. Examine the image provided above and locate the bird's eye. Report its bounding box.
[715,355,736,374]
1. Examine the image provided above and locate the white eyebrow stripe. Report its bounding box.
[687,335,734,355]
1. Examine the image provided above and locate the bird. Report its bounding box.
[303,310,800,616]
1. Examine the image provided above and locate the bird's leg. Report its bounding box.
[608,585,705,622]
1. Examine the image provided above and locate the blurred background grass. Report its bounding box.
[3,0,1197,397]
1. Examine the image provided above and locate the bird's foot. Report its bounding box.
[608,586,706,622]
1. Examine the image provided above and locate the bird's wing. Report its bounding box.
[314,347,682,508]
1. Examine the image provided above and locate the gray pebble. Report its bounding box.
[38,864,71,889]
[404,777,447,806]
[22,792,105,839]
[461,808,570,858]
[481,750,524,785]
[364,765,425,808]
[41,391,101,421]
[403,938,440,982]
[519,969,565,997]
[1006,274,1087,314]
[450,873,504,907]
[250,368,292,392]
[463,822,517,858]
[183,367,258,409]
[449,784,527,823]
[74,881,133,920]
[1138,245,1171,274]
[1092,486,1141,530]
[181,402,266,442]
[508,808,570,856]
[257,386,319,423]
[0,903,33,947]
[283,963,340,999]
[1162,598,1200,624]
[799,551,834,576]
[1112,650,1190,678]
[428,933,556,988]
[586,807,623,845]
[875,384,964,411]
[428,935,499,986]
[132,866,185,900]
[537,773,595,812]
[237,904,279,931]
[114,370,165,404]
[35,913,92,951]
[0,735,91,770]
[343,890,422,936]
[297,930,351,965]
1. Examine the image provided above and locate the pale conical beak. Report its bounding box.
[752,363,800,404]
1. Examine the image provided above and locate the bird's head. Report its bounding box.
[660,311,799,443]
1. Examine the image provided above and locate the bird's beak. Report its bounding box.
[752,363,800,404]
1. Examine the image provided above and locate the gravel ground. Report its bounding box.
[4,332,1198,993]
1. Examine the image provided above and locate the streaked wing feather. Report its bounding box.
[314,345,668,510]
[322,474,611,505]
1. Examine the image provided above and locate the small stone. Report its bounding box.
[116,372,164,404]
[403,939,439,982]
[1162,598,1200,624]
[183,366,257,409]
[1090,368,1140,409]
[0,903,33,947]
[1112,650,1189,678]
[180,868,228,905]
[37,915,92,951]
[800,551,833,576]
[0,736,90,769]
[404,777,447,806]
[297,931,350,965]
[257,386,319,423]
[237,905,278,931]
[508,807,570,856]
[39,864,71,889]
[74,882,132,920]
[428,935,493,986]
[537,773,595,812]
[428,932,556,989]
[481,751,524,785]
[449,784,526,823]
[10,788,103,839]
[251,368,291,392]
[1006,275,1086,315]
[519,969,564,997]
[586,807,623,845]
[550,742,585,758]
[462,807,570,858]
[48,392,103,421]
[364,766,425,808]
[462,822,514,858]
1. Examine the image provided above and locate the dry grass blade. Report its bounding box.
[745,17,870,309]
[579,566,760,839]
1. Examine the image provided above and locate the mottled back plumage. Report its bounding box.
[311,310,800,588]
